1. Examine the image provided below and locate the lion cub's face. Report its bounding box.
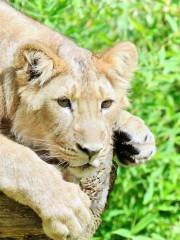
[6,42,137,177]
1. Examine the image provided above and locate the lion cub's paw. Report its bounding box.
[114,117,156,165]
[42,181,92,240]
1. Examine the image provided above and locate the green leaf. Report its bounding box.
[143,180,154,204]
[112,228,132,238]
[165,14,179,32]
[132,214,155,234]
[151,233,166,240]
[132,236,152,240]
[129,17,145,35]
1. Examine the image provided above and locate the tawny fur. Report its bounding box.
[0,2,156,240]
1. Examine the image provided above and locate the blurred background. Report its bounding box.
[10,0,180,239]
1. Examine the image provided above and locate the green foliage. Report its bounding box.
[10,0,180,239]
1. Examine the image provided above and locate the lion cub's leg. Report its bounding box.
[0,134,92,240]
[113,110,156,165]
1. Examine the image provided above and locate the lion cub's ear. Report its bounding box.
[96,42,138,89]
[14,41,67,86]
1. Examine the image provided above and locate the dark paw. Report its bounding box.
[113,131,140,165]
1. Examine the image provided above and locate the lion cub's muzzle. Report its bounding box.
[76,143,102,160]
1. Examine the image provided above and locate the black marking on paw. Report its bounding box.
[144,135,148,142]
[119,144,140,155]
[117,154,136,165]
[113,130,132,143]
[113,130,140,165]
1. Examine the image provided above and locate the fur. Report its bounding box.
[0,2,156,239]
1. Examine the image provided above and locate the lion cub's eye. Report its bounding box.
[101,100,114,109]
[57,97,72,109]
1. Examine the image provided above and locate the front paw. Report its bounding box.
[114,117,156,165]
[41,180,92,240]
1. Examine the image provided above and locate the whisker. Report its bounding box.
[30,138,77,154]
[57,161,70,169]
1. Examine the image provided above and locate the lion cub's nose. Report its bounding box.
[76,143,102,159]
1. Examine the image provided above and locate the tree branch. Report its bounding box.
[0,193,48,239]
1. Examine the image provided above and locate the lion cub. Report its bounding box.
[0,1,156,240]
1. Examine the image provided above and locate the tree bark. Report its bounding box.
[0,193,49,239]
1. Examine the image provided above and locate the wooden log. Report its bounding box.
[0,193,49,239]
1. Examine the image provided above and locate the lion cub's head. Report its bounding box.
[1,41,137,177]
